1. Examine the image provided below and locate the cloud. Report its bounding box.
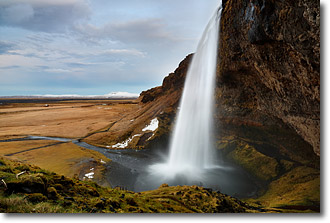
[74,19,178,45]
[0,54,44,68]
[0,0,90,32]
[0,0,84,7]
[0,65,20,70]
[0,40,14,54]
[0,0,221,96]
[102,49,146,57]
[109,19,176,43]
[1,4,34,24]
[44,68,72,73]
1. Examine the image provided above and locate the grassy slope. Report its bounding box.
[0,140,111,187]
[218,137,320,212]
[0,157,262,213]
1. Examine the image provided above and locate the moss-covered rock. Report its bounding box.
[246,166,320,212]
[47,187,59,200]
[25,193,47,204]
[227,142,279,181]
[6,175,46,194]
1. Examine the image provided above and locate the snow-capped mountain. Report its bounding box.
[104,92,140,98]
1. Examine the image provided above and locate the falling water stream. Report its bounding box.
[168,5,221,171]
[146,3,224,184]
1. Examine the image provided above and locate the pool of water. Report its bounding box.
[3,135,260,198]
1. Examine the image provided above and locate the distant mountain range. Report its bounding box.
[1,92,140,99]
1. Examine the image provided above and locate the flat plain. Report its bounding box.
[0,98,137,185]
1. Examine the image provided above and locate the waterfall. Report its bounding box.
[147,2,223,185]
[168,4,222,171]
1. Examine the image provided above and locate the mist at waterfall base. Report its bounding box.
[135,2,258,197]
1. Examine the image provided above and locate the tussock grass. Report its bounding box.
[0,156,257,213]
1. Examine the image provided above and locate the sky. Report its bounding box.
[0,0,219,96]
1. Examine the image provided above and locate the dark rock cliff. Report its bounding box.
[217,1,319,209]
[217,0,320,155]
[140,54,193,104]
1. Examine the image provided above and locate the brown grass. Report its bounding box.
[7,142,110,184]
[0,101,138,138]
[0,140,57,156]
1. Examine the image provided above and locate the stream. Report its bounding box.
[2,135,260,198]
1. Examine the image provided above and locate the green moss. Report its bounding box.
[227,142,279,181]
[0,194,34,213]
[47,187,59,200]
[279,159,295,172]
[25,193,48,204]
[247,166,320,211]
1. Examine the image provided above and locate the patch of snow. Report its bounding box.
[130,119,134,122]
[112,134,142,149]
[84,168,95,179]
[85,172,94,179]
[100,159,106,164]
[142,118,159,132]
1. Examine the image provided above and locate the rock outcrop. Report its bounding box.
[218,0,320,155]
[215,2,320,210]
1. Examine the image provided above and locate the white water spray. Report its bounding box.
[148,3,223,183]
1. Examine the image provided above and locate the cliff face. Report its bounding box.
[217,0,320,155]
[217,1,319,209]
[140,54,192,104]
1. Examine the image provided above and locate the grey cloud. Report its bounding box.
[66,62,91,68]
[1,4,34,24]
[0,40,14,54]
[102,49,146,57]
[0,1,90,32]
[0,65,21,70]
[75,19,178,46]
